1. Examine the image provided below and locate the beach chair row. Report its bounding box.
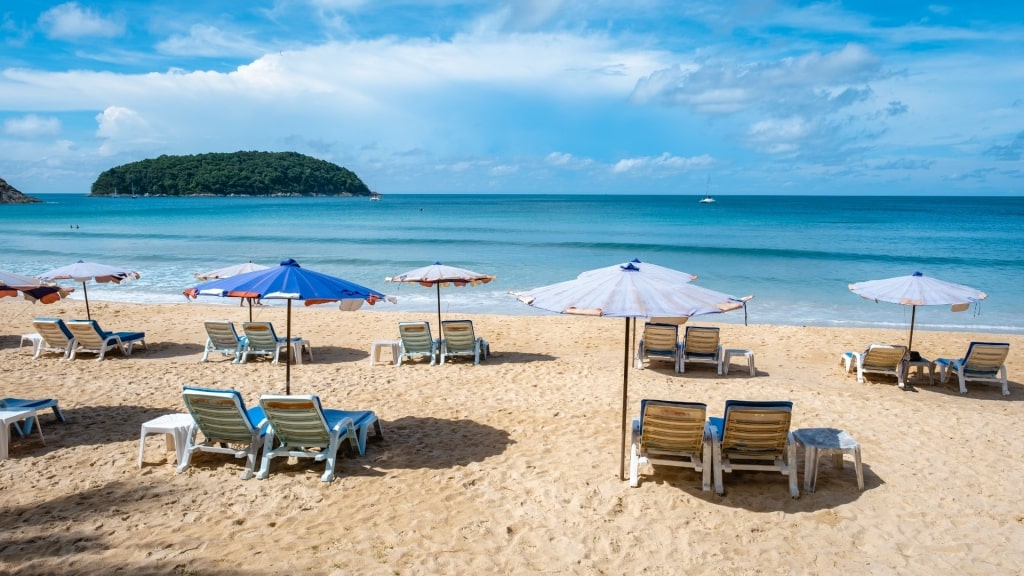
[635,323,744,375]
[172,386,382,483]
[629,399,803,497]
[201,320,312,364]
[841,341,1011,395]
[29,317,146,361]
[394,320,490,365]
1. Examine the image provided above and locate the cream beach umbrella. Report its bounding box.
[194,261,270,321]
[386,262,496,339]
[37,260,139,320]
[849,271,987,353]
[513,259,751,480]
[0,269,72,304]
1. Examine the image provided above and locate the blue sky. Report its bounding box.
[1,1,1022,195]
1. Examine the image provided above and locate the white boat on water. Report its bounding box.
[698,176,715,203]
[370,191,381,201]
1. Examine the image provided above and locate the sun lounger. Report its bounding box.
[31,317,76,359]
[440,320,489,364]
[680,326,723,374]
[936,342,1010,395]
[397,321,438,365]
[709,400,800,498]
[635,323,681,372]
[841,344,908,389]
[0,397,65,437]
[240,322,311,364]
[66,319,146,361]
[256,394,382,483]
[179,386,267,479]
[201,320,246,363]
[629,400,711,490]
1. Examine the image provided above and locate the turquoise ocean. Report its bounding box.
[3,194,1023,335]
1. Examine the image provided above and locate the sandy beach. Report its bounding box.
[1,300,1022,575]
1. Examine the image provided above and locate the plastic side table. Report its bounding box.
[1,408,43,460]
[793,427,864,492]
[138,413,194,468]
[369,339,401,366]
[723,349,756,376]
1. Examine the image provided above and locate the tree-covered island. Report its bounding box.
[89,151,371,197]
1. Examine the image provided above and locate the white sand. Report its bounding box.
[1,300,1022,575]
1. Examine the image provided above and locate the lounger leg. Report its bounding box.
[255,431,275,480]
[176,426,199,473]
[958,370,968,395]
[628,443,641,488]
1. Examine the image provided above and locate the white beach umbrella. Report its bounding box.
[849,271,987,353]
[37,260,139,320]
[0,269,72,304]
[194,261,270,281]
[194,261,271,321]
[386,261,496,339]
[513,259,751,480]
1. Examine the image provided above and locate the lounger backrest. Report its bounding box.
[183,386,261,444]
[684,326,720,356]
[963,342,1009,373]
[639,400,707,454]
[642,323,679,355]
[721,400,792,457]
[33,317,73,345]
[399,322,434,352]
[260,394,331,448]
[242,322,280,349]
[862,344,907,369]
[66,319,109,347]
[204,321,241,348]
[441,320,476,352]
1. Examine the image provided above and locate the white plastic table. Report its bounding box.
[369,339,401,366]
[905,358,936,385]
[792,427,864,492]
[20,333,43,352]
[723,349,756,376]
[1,408,43,460]
[138,413,194,468]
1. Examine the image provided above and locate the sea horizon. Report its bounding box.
[4,193,1023,335]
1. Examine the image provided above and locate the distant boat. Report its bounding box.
[698,176,715,204]
[370,191,381,201]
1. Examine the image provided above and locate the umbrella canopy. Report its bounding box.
[849,271,987,352]
[185,258,389,394]
[386,261,496,339]
[0,269,72,304]
[37,260,140,320]
[513,259,750,480]
[193,261,270,281]
[193,261,271,321]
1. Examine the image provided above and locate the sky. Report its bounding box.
[1,1,1022,196]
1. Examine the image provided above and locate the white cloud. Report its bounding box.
[612,153,713,174]
[95,106,154,155]
[4,114,61,137]
[38,2,123,40]
[156,24,267,58]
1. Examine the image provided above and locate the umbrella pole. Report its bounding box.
[285,300,292,395]
[619,317,630,481]
[82,281,91,320]
[908,305,917,352]
[249,298,253,322]
[436,284,442,341]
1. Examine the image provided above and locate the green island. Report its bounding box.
[89,151,371,197]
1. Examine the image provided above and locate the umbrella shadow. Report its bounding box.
[6,405,172,458]
[0,480,251,575]
[700,462,879,512]
[119,340,205,360]
[909,379,1023,401]
[460,351,556,365]
[364,415,514,471]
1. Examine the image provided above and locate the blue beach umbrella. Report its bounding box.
[186,258,389,394]
[849,271,987,354]
[513,259,751,480]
